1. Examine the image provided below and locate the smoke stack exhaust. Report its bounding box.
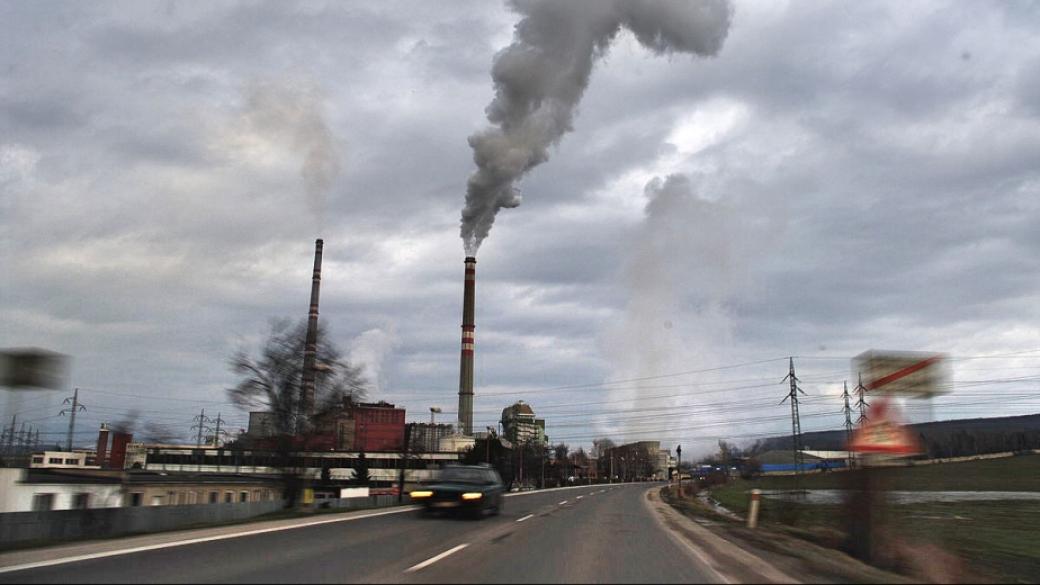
[458,256,476,435]
[300,238,323,428]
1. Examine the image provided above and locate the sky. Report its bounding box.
[2,0,1039,458]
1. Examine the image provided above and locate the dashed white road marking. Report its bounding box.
[405,543,470,573]
[559,500,568,505]
[516,514,534,523]
[576,495,583,500]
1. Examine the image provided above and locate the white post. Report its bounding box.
[747,489,761,529]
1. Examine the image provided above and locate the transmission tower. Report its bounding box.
[191,409,213,448]
[211,413,228,447]
[60,388,87,451]
[842,380,854,468]
[854,372,869,425]
[1,415,15,456]
[780,357,806,475]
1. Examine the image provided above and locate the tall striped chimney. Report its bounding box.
[458,256,476,435]
[300,238,323,428]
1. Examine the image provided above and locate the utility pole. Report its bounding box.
[33,428,40,450]
[855,372,870,425]
[780,358,806,476]
[842,380,855,469]
[60,388,86,451]
[398,424,412,503]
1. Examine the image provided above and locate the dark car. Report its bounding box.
[410,464,504,518]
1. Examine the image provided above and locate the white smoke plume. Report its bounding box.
[241,80,342,224]
[461,0,734,254]
[606,174,741,383]
[348,326,400,395]
[602,174,762,452]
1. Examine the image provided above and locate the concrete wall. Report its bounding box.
[0,494,402,548]
[0,500,284,547]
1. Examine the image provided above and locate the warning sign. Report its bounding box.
[849,398,921,455]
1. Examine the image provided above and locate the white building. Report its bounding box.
[29,450,100,470]
[0,468,122,512]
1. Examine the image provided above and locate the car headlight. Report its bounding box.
[410,490,433,498]
[461,492,483,500]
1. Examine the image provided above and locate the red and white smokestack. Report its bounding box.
[457,256,476,435]
[300,238,323,428]
[96,423,110,468]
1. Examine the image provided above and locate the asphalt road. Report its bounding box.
[0,484,720,584]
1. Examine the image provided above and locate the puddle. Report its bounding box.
[758,490,1040,505]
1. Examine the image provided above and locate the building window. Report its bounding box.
[130,493,143,507]
[32,457,44,464]
[208,492,218,504]
[240,491,248,503]
[73,493,90,509]
[65,459,79,465]
[48,458,63,464]
[32,494,54,511]
[224,492,233,503]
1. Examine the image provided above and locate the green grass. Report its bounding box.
[704,455,1040,583]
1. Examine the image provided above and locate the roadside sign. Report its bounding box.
[853,350,948,397]
[0,348,69,390]
[849,398,921,455]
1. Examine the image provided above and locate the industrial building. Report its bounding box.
[601,441,673,481]
[407,422,456,453]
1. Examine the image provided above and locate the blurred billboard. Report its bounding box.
[0,348,70,390]
[853,350,949,398]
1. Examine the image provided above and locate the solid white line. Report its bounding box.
[516,514,535,523]
[0,506,421,575]
[405,543,469,573]
[559,500,568,505]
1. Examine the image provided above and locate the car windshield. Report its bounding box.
[439,468,488,484]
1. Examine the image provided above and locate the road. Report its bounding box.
[0,484,721,584]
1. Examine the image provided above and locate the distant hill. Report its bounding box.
[748,413,1040,459]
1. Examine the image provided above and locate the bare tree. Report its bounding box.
[227,318,368,435]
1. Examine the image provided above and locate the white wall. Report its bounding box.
[0,469,122,513]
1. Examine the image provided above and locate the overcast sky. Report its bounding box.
[3,1,1039,457]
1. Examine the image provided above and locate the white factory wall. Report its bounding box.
[0,468,122,513]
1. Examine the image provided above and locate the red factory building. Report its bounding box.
[352,400,406,451]
[311,398,406,452]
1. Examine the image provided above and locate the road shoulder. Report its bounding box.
[651,487,916,584]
